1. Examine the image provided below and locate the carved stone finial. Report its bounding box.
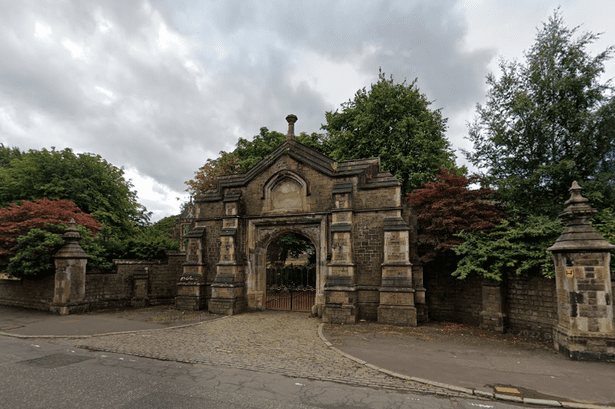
[286,114,297,141]
[55,218,88,259]
[548,181,614,252]
[560,180,595,221]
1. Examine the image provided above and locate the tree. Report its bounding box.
[0,147,149,236]
[406,168,504,263]
[0,199,102,278]
[267,232,315,267]
[466,9,615,218]
[322,70,458,193]
[185,150,241,195]
[453,216,564,282]
[188,72,457,196]
[0,144,21,167]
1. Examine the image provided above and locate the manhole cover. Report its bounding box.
[18,353,93,369]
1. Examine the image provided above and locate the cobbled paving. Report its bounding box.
[64,311,469,397]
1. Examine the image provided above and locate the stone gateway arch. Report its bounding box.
[176,115,425,326]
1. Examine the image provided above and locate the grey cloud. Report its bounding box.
[0,0,497,219]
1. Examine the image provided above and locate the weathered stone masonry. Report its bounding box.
[548,182,615,361]
[175,115,422,326]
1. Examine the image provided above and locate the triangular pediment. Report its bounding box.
[197,140,399,202]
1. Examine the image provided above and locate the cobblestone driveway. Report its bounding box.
[67,311,468,397]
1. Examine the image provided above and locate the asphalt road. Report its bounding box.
[0,336,532,409]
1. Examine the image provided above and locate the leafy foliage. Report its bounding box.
[5,223,112,279]
[453,216,564,282]
[0,144,22,167]
[406,168,504,263]
[466,10,615,218]
[0,198,101,274]
[267,233,315,267]
[0,198,113,278]
[0,146,149,236]
[591,208,615,271]
[6,228,64,278]
[185,150,242,195]
[322,70,458,192]
[120,227,181,260]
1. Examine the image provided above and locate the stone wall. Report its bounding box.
[85,252,184,309]
[505,271,557,340]
[425,264,558,337]
[0,252,184,312]
[424,267,482,326]
[0,276,54,310]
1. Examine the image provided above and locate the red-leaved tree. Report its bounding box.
[406,169,505,263]
[0,199,101,272]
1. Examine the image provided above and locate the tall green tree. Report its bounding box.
[0,147,149,237]
[188,71,457,196]
[322,71,458,192]
[466,10,615,218]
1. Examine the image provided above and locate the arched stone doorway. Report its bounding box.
[245,216,327,316]
[260,231,316,311]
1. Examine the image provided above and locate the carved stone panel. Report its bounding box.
[271,179,302,211]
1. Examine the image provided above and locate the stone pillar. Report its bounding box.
[176,226,207,310]
[548,181,615,361]
[131,267,149,308]
[408,206,427,323]
[480,279,507,333]
[209,191,246,315]
[378,217,417,327]
[50,219,88,315]
[324,182,357,324]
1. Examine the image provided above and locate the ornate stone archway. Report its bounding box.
[175,115,424,326]
[246,216,326,314]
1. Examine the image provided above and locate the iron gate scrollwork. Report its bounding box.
[266,264,316,311]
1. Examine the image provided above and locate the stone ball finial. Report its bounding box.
[286,114,298,141]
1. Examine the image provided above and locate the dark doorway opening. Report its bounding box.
[265,232,316,312]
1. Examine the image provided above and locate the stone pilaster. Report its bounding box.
[548,181,615,361]
[378,217,417,327]
[412,263,427,323]
[324,182,357,324]
[408,206,427,323]
[50,219,88,315]
[480,279,507,333]
[131,267,149,308]
[175,226,207,311]
[209,191,246,315]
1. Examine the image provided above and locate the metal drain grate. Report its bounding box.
[18,353,93,369]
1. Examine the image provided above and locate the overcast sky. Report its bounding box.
[1,0,614,221]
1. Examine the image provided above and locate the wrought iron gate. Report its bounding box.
[266,265,315,312]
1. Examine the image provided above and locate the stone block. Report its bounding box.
[208,297,246,315]
[323,304,356,324]
[378,305,417,327]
